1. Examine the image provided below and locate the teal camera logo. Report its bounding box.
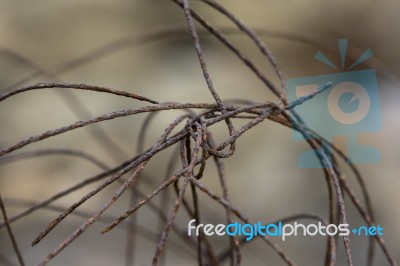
[287,39,381,168]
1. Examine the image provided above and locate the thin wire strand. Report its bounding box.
[0,82,159,104]
[0,194,25,266]
[200,0,287,97]
[37,161,148,266]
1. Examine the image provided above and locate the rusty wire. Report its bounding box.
[0,1,397,266]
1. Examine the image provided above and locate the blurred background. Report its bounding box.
[0,0,399,265]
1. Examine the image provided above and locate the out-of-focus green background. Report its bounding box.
[0,0,399,265]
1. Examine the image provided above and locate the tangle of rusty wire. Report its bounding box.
[0,1,398,266]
